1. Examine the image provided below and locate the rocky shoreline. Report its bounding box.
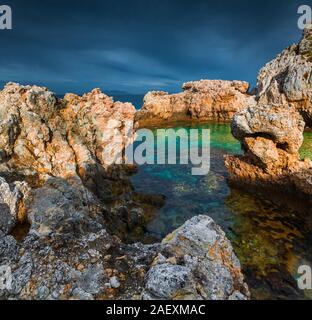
[225,26,312,201]
[1,26,311,301]
[0,83,249,300]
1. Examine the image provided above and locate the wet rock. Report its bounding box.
[136,80,256,126]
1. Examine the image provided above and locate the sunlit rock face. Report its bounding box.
[0,83,136,188]
[0,82,140,209]
[225,103,312,200]
[225,25,312,201]
[136,80,256,127]
[256,26,312,127]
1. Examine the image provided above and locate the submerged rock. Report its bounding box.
[136,80,256,127]
[143,215,249,300]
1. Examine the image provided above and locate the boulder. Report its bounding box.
[143,215,249,300]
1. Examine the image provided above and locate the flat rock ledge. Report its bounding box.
[136,80,256,127]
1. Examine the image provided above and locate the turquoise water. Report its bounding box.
[130,123,312,300]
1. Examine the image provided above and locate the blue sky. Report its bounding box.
[0,0,308,95]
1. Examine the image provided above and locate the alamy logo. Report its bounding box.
[0,5,12,30]
[298,5,312,30]
[297,265,312,290]
[102,120,211,176]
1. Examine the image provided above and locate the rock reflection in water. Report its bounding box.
[130,123,312,300]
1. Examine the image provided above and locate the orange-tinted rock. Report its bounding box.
[136,80,256,126]
[225,104,312,200]
[0,83,136,193]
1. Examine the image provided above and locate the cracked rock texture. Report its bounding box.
[0,83,136,194]
[143,216,249,300]
[136,80,256,127]
[225,26,312,200]
[256,26,312,127]
[0,83,249,300]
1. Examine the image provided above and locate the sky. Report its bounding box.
[0,0,309,96]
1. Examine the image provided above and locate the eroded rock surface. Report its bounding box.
[0,178,30,234]
[0,180,249,300]
[225,27,312,200]
[136,80,256,127]
[225,103,312,200]
[0,83,136,196]
[256,26,312,127]
[0,83,248,300]
[143,216,249,300]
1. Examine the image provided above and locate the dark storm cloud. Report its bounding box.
[0,0,308,94]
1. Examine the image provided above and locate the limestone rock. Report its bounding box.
[143,215,249,300]
[136,80,256,126]
[232,104,305,154]
[0,177,30,234]
[256,26,312,127]
[226,26,312,200]
[0,83,136,193]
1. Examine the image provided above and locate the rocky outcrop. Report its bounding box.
[136,80,256,127]
[0,83,136,199]
[225,26,312,200]
[256,26,312,127]
[0,178,30,234]
[225,103,312,200]
[0,194,249,300]
[143,216,249,300]
[0,83,249,300]
[0,175,158,300]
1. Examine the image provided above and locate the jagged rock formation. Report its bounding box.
[0,83,249,300]
[0,83,136,198]
[136,80,256,127]
[256,26,312,127]
[225,27,312,200]
[0,196,249,300]
[143,216,249,300]
[225,104,312,199]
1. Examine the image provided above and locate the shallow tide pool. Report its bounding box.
[130,123,312,300]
